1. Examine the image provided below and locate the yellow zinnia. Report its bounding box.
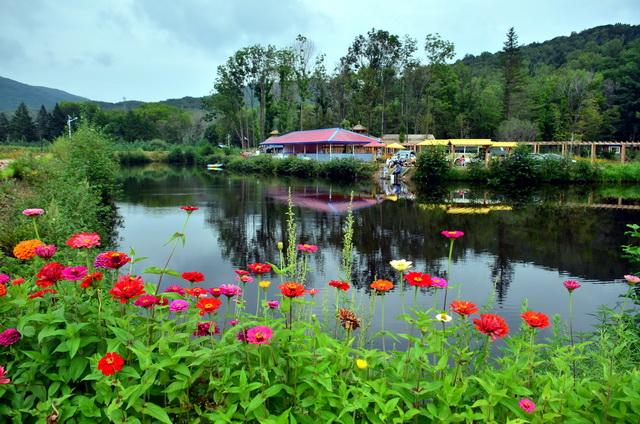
[356,359,368,369]
[258,280,271,289]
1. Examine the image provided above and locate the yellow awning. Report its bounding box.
[417,140,449,146]
[491,142,518,148]
[449,139,493,146]
[385,143,405,149]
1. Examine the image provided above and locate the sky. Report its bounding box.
[1,0,639,102]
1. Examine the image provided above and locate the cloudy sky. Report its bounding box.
[2,0,639,102]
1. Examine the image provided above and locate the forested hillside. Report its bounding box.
[206,24,640,147]
[0,76,88,112]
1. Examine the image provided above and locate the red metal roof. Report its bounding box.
[363,140,385,147]
[260,128,381,145]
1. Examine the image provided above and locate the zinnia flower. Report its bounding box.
[267,300,280,309]
[184,287,208,297]
[164,285,185,296]
[182,271,205,283]
[80,272,103,289]
[0,366,10,384]
[66,232,100,249]
[97,352,124,376]
[337,308,361,330]
[109,275,146,304]
[0,274,8,285]
[94,251,131,269]
[195,297,222,315]
[246,326,273,345]
[247,263,272,274]
[13,239,44,260]
[355,359,368,369]
[36,262,64,287]
[297,244,318,253]
[134,295,160,308]
[519,398,536,414]
[404,272,432,288]
[236,275,254,284]
[431,277,448,288]
[235,269,250,276]
[370,279,393,294]
[0,328,21,346]
[22,208,45,216]
[624,274,640,285]
[308,288,319,296]
[193,322,219,336]
[328,280,350,291]
[209,287,221,297]
[279,282,305,298]
[390,259,413,272]
[219,284,242,298]
[521,311,550,329]
[435,313,453,323]
[473,314,509,341]
[180,205,199,213]
[0,285,6,297]
[28,288,57,299]
[11,278,25,286]
[563,280,581,292]
[441,230,464,239]
[258,280,271,289]
[169,299,190,312]
[229,319,238,326]
[450,300,478,316]
[35,244,57,259]
[61,266,88,281]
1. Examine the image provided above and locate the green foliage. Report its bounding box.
[414,147,450,184]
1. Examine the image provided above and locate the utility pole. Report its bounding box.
[67,115,78,137]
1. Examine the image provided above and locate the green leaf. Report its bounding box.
[142,267,181,278]
[141,402,172,424]
[68,337,81,358]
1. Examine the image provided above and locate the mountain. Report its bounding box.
[0,76,89,112]
[92,96,204,111]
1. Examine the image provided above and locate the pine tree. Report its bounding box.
[36,105,51,140]
[50,103,67,139]
[501,27,525,120]
[10,102,37,142]
[0,113,9,143]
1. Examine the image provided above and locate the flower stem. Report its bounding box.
[444,239,454,309]
[381,295,386,352]
[569,292,576,380]
[32,218,41,240]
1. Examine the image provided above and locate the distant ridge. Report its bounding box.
[0,76,88,112]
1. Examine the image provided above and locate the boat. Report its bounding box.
[206,163,224,169]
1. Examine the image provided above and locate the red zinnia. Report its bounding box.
[37,262,64,282]
[521,311,550,329]
[328,280,350,291]
[297,244,318,253]
[182,271,205,283]
[66,232,101,249]
[28,288,57,299]
[180,205,199,213]
[247,263,272,275]
[450,300,479,316]
[94,251,132,269]
[235,269,250,276]
[109,275,146,304]
[195,297,222,315]
[134,295,160,309]
[404,272,432,288]
[185,287,208,297]
[11,278,25,286]
[0,284,6,297]
[473,314,509,341]
[279,282,306,298]
[80,272,104,289]
[97,352,125,376]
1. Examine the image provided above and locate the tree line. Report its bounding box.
[205,24,640,148]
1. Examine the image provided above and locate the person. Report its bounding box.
[460,155,466,167]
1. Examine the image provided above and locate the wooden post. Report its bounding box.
[561,143,567,157]
[329,143,332,159]
[621,144,626,163]
[590,143,596,164]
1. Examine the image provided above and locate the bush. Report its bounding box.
[489,146,536,186]
[167,147,184,164]
[274,157,318,178]
[317,158,375,182]
[115,149,152,166]
[414,147,450,185]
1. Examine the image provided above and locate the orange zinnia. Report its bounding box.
[13,239,44,260]
[370,279,393,293]
[279,282,306,298]
[521,311,550,329]
[195,297,222,315]
[450,300,479,316]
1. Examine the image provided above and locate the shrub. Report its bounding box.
[167,147,184,164]
[414,147,450,185]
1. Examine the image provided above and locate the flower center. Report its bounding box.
[255,332,264,341]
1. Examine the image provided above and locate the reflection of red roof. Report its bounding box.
[260,128,381,146]
[267,187,381,213]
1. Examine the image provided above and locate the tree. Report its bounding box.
[0,113,9,143]
[50,103,67,139]
[501,27,525,120]
[496,118,538,141]
[10,102,37,141]
[35,105,51,140]
[292,34,316,130]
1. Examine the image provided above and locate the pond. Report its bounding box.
[115,165,638,346]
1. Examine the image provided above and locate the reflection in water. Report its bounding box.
[116,165,638,339]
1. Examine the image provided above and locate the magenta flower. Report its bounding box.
[624,274,640,285]
[61,266,88,281]
[169,299,190,312]
[441,230,464,239]
[431,277,448,288]
[518,398,536,413]
[563,280,581,292]
[267,300,280,309]
[246,326,273,345]
[229,319,238,326]
[0,328,21,347]
[297,244,318,253]
[134,295,159,308]
[0,366,10,384]
[164,285,186,296]
[35,244,57,259]
[219,284,242,298]
[193,322,219,337]
[0,274,9,285]
[22,208,45,217]
[237,329,248,342]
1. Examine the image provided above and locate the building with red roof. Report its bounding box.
[260,128,382,161]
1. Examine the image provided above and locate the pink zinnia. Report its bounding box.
[35,244,57,259]
[624,274,640,285]
[246,326,273,345]
[169,299,190,312]
[164,285,185,296]
[235,269,250,276]
[61,266,88,281]
[431,277,448,288]
[66,232,100,249]
[519,398,536,413]
[235,275,254,284]
[441,230,464,239]
[22,208,45,216]
[0,366,10,384]
[94,251,131,269]
[297,244,318,253]
[229,319,238,326]
[0,328,21,346]
[308,288,319,296]
[0,274,9,285]
[563,280,581,292]
[219,284,242,298]
[134,295,160,308]
[267,300,280,309]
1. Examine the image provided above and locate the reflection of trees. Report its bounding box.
[489,223,514,303]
